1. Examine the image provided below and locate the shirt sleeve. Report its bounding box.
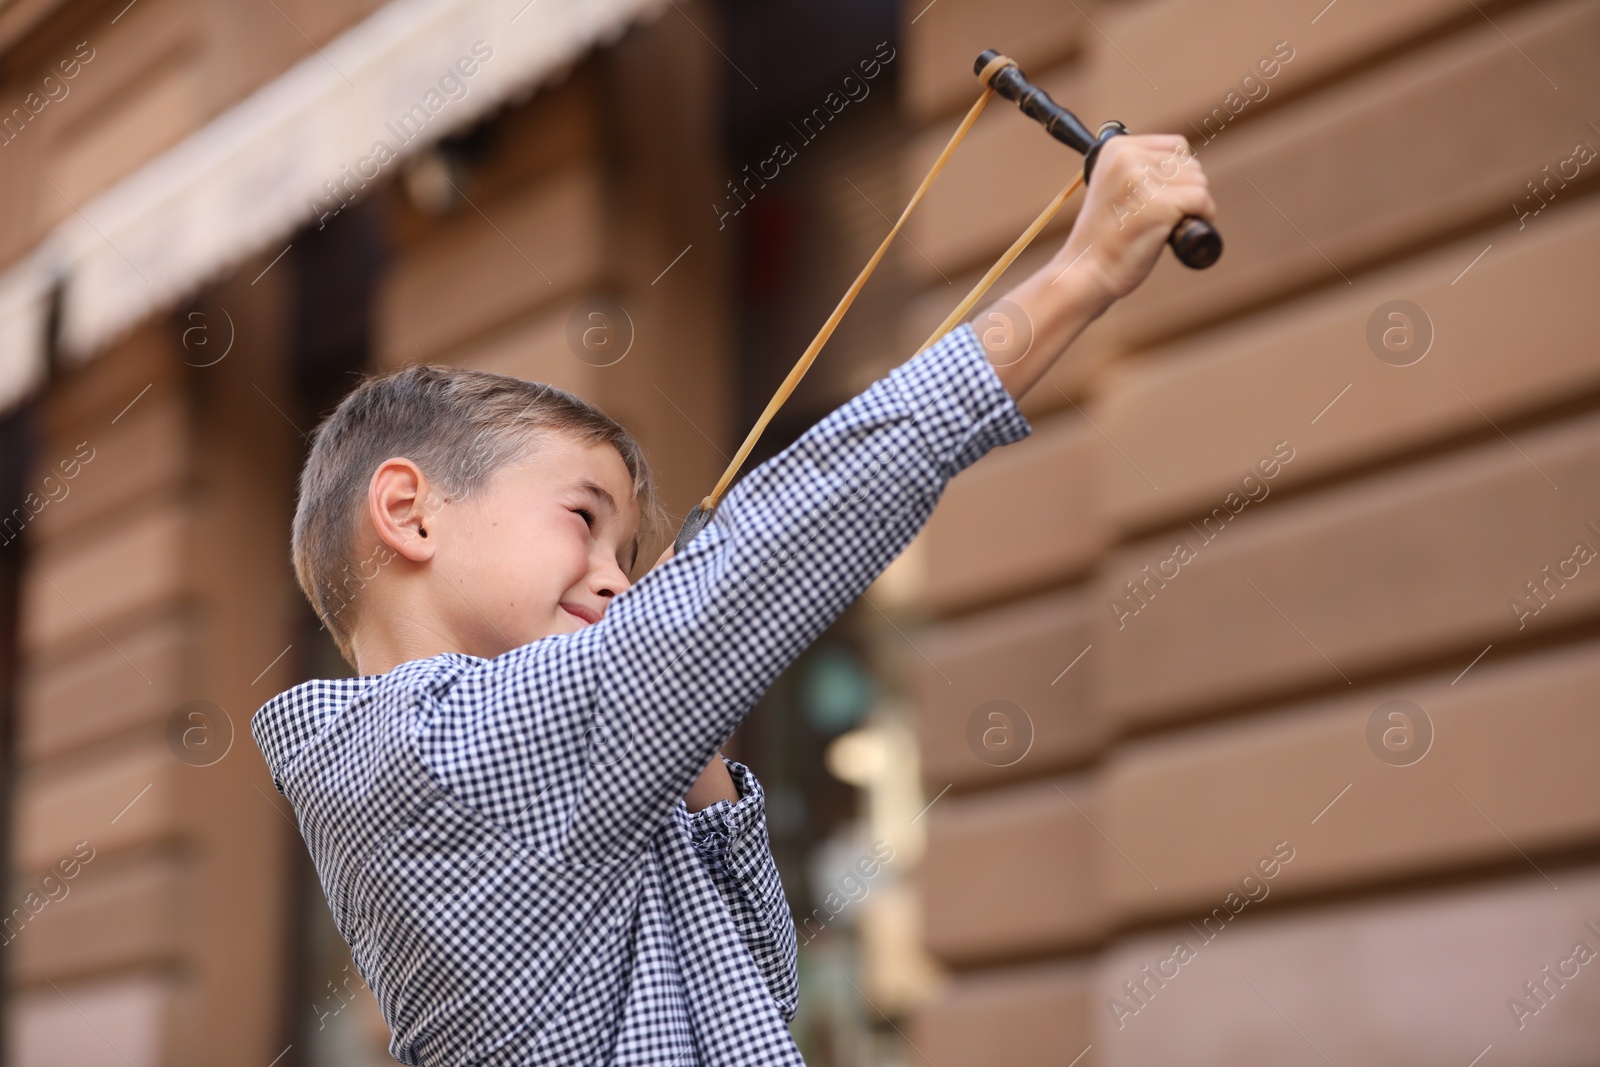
[685,758,799,1021]
[431,324,1031,868]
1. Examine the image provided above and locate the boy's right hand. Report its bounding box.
[983,133,1217,402]
[1059,134,1216,308]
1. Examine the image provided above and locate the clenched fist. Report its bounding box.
[979,133,1219,401]
[1063,134,1216,306]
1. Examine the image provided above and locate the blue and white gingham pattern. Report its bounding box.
[252,323,1032,1065]
[685,759,799,1021]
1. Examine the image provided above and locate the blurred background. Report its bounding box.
[0,0,1597,1064]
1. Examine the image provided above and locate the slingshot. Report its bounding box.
[673,51,1223,553]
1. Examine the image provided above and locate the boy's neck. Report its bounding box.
[350,615,470,677]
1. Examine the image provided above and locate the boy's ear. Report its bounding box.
[369,457,437,563]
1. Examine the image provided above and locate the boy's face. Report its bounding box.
[439,433,642,654]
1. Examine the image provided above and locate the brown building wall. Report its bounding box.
[0,3,412,1063]
[9,265,302,1066]
[899,0,1600,1063]
[1,3,733,1064]
[2,0,1597,1063]
[0,0,390,266]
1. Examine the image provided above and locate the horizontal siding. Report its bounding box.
[1112,0,1600,346]
[896,0,1598,1061]
[914,589,1106,787]
[917,411,1108,612]
[38,321,176,432]
[1094,869,1600,1065]
[921,639,1600,959]
[1098,0,1475,135]
[32,387,188,545]
[919,860,1600,1062]
[44,51,205,210]
[1,0,200,242]
[18,614,188,761]
[903,0,1085,121]
[1102,640,1600,916]
[6,973,174,1067]
[1102,412,1600,722]
[13,743,178,875]
[19,501,188,660]
[10,859,186,985]
[375,160,607,366]
[912,962,1095,1066]
[1098,193,1600,532]
[28,322,186,548]
[922,777,1107,962]
[450,302,597,398]
[904,1,1600,302]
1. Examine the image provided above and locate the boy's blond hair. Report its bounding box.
[292,363,664,665]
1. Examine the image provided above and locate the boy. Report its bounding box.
[253,135,1213,1065]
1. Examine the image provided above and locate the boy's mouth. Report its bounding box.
[561,602,602,625]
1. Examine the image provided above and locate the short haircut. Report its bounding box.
[292,363,664,665]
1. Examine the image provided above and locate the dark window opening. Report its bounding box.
[279,193,394,1067]
[0,402,37,1066]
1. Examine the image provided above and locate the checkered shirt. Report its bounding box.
[251,323,1032,1065]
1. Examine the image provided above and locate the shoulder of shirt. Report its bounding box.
[249,653,478,789]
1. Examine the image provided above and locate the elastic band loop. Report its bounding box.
[977,52,1016,88]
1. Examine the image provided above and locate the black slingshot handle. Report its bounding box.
[975,50,1223,270]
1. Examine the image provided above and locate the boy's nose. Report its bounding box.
[594,566,631,602]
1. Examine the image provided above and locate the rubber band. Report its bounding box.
[918,170,1083,353]
[695,69,1086,517]
[698,83,999,511]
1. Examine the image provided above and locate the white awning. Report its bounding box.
[0,0,668,413]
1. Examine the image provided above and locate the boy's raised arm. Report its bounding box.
[447,134,1214,869]
[538,318,1031,864]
